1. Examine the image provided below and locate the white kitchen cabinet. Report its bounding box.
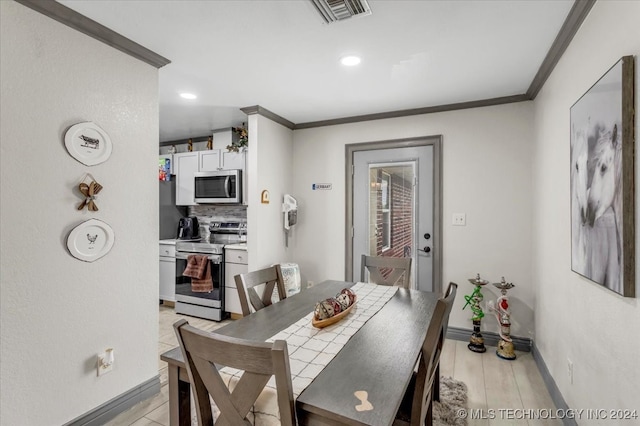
[174,152,198,206]
[199,150,221,171]
[221,150,246,171]
[159,242,176,303]
[201,149,246,171]
[175,150,246,205]
[225,247,248,317]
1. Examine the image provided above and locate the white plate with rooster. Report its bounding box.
[67,219,115,262]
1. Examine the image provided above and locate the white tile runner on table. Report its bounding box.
[217,282,399,425]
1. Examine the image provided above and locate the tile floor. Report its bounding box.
[107,305,560,426]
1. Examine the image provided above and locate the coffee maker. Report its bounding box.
[177,216,200,240]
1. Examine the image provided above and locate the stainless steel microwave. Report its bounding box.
[194,170,242,204]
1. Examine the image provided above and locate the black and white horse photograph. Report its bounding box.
[570,59,625,295]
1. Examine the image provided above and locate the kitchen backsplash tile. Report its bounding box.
[189,205,247,237]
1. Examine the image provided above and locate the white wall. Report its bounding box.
[291,102,535,338]
[531,0,640,416]
[0,2,159,424]
[247,114,294,270]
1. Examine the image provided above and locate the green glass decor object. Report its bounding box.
[463,273,488,353]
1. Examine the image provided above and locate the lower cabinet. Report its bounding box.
[225,248,248,318]
[160,243,176,303]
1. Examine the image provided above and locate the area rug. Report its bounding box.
[434,376,468,426]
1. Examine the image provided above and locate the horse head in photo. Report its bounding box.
[586,124,621,227]
[570,124,590,274]
[571,124,589,224]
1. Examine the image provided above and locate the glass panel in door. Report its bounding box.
[367,164,415,287]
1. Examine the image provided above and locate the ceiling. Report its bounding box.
[58,0,575,142]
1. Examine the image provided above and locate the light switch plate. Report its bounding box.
[452,213,466,226]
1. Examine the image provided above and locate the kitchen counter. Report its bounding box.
[224,243,247,250]
[159,239,177,245]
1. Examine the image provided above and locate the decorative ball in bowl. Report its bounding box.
[312,288,357,328]
[314,298,342,321]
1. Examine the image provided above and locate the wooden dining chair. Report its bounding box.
[360,254,412,288]
[234,264,286,317]
[442,282,458,339]
[433,282,457,403]
[395,285,457,426]
[174,319,296,426]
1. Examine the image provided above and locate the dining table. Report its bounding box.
[160,279,439,426]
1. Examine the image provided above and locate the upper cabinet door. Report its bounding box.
[221,151,246,171]
[199,150,221,171]
[174,152,199,206]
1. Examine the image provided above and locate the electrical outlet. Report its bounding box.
[567,358,573,384]
[97,349,114,376]
[452,213,466,226]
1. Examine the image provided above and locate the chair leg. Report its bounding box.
[425,399,433,426]
[433,364,440,402]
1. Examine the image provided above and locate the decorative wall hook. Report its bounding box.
[76,173,103,211]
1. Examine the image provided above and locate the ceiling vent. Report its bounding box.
[310,0,372,24]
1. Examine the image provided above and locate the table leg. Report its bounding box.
[168,364,191,426]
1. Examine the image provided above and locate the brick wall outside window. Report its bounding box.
[374,171,413,277]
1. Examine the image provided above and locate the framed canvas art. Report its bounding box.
[570,56,635,297]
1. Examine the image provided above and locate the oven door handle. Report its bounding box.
[175,252,222,263]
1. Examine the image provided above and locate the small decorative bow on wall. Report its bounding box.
[77,174,103,211]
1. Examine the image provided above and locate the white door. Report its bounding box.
[353,145,434,292]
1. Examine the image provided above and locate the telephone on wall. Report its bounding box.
[283,194,298,246]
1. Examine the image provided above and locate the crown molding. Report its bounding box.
[240,105,295,130]
[15,0,170,68]
[526,0,596,99]
[294,95,530,129]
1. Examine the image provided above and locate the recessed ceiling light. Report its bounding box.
[340,56,361,66]
[180,93,197,100]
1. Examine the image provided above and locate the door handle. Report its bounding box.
[420,246,431,253]
[224,176,231,197]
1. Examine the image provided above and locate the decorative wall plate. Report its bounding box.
[64,122,112,166]
[66,219,115,262]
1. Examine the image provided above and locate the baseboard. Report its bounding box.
[446,326,532,352]
[532,343,577,426]
[64,375,160,426]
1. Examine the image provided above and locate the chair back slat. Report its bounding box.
[361,254,412,288]
[234,264,286,316]
[174,319,295,426]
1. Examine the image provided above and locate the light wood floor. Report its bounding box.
[107,305,560,426]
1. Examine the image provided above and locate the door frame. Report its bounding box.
[345,136,443,293]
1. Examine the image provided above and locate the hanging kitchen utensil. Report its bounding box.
[76,173,103,211]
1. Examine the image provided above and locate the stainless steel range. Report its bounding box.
[174,221,246,321]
